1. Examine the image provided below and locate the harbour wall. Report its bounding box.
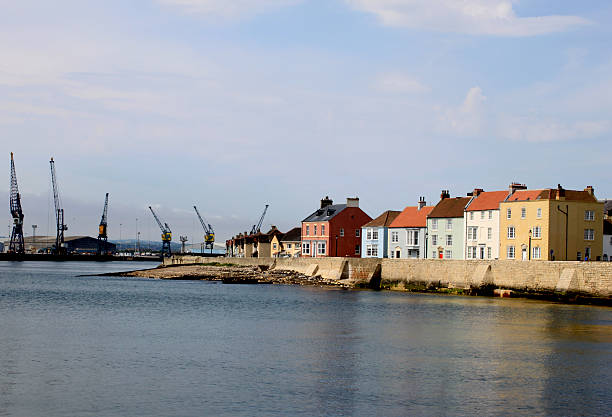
[164,256,612,297]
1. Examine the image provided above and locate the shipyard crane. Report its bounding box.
[8,153,25,254]
[250,204,269,235]
[193,205,215,253]
[50,157,68,255]
[97,193,109,255]
[148,206,172,257]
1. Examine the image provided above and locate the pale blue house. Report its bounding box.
[361,210,401,258]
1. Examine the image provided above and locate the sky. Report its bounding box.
[1,0,611,245]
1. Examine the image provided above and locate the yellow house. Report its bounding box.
[271,234,283,257]
[279,227,301,257]
[499,185,603,261]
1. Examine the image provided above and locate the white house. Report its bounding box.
[387,197,434,259]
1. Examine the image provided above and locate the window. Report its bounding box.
[391,231,399,243]
[273,243,277,250]
[585,247,591,260]
[407,230,419,245]
[536,208,542,218]
[432,219,438,230]
[431,234,438,246]
[488,210,493,219]
[432,251,437,258]
[585,210,595,221]
[584,229,595,241]
[532,226,541,238]
[340,228,344,237]
[302,242,310,255]
[287,244,292,249]
[306,225,309,236]
[446,219,452,230]
[480,211,485,220]
[469,212,474,220]
[366,244,378,257]
[468,227,478,240]
[355,229,360,237]
[507,245,515,259]
[366,229,372,240]
[446,235,452,246]
[487,227,492,240]
[521,207,526,219]
[577,252,582,261]
[445,250,452,259]
[372,229,378,240]
[355,244,360,255]
[507,226,515,239]
[487,247,492,259]
[507,208,512,219]
[467,246,477,259]
[532,246,541,259]
[314,225,317,235]
[317,242,326,255]
[321,225,325,235]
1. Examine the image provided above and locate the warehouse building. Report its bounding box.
[3,236,116,254]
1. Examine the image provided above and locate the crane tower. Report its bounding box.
[97,193,109,255]
[8,153,25,254]
[148,206,172,257]
[193,205,215,253]
[50,157,68,255]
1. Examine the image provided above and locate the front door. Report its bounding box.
[522,248,527,260]
[479,246,485,259]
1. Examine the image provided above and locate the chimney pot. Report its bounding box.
[346,197,359,208]
[320,196,333,208]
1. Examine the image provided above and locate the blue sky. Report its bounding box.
[1,0,611,245]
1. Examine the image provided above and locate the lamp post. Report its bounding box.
[335,235,338,257]
[557,205,568,260]
[528,229,532,261]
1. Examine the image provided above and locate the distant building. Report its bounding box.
[254,226,283,258]
[301,196,371,258]
[361,210,401,258]
[499,185,604,261]
[426,191,472,259]
[18,236,116,254]
[464,187,513,260]
[387,199,433,259]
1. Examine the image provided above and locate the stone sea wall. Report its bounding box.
[164,256,612,297]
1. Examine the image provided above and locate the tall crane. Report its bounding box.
[148,206,172,257]
[8,153,25,254]
[97,193,109,255]
[50,157,68,255]
[193,205,215,253]
[250,204,269,235]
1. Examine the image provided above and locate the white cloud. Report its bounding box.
[373,72,429,94]
[440,86,486,136]
[157,0,300,18]
[345,0,589,36]
[499,117,610,143]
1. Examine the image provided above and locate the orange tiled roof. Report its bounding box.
[389,206,434,228]
[466,191,509,211]
[506,189,598,203]
[505,189,545,202]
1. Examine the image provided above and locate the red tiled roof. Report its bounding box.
[506,189,598,203]
[428,197,471,218]
[363,210,401,228]
[389,206,434,228]
[466,191,509,211]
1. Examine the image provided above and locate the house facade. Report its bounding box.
[499,185,604,261]
[279,227,302,257]
[361,210,401,258]
[426,191,471,259]
[387,198,433,259]
[301,196,371,258]
[463,187,513,260]
[603,219,612,261]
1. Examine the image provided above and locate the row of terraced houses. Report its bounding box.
[226,184,612,261]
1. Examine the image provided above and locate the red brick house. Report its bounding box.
[301,196,371,257]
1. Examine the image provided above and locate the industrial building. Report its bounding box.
[2,236,116,254]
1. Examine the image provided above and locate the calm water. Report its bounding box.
[1,262,611,417]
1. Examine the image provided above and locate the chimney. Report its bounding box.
[346,197,359,208]
[556,184,566,200]
[472,188,484,197]
[320,196,333,208]
[585,186,594,196]
[509,182,527,194]
[418,196,426,210]
[440,190,450,200]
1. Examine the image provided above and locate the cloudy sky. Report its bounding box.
[1,0,611,245]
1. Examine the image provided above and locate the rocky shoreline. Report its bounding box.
[104,262,351,288]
